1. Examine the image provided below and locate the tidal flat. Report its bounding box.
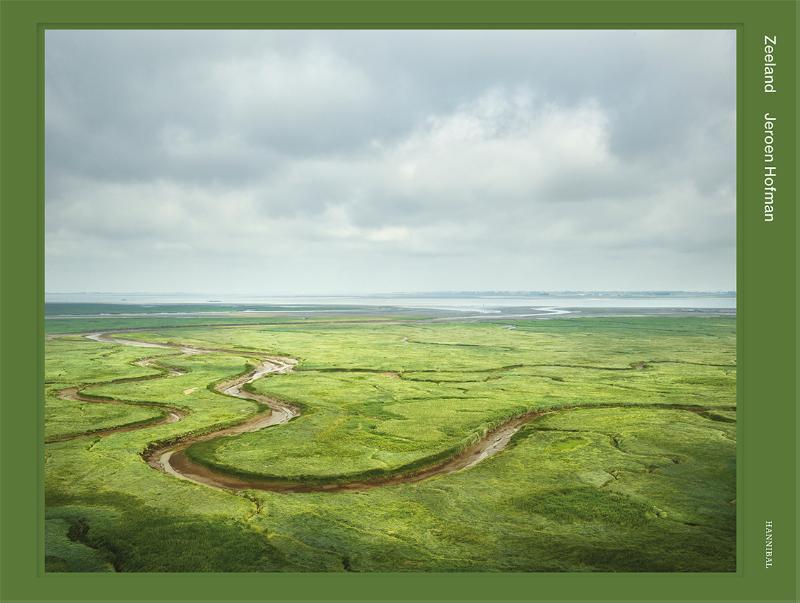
[44,312,736,572]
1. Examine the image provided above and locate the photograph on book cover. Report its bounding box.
[42,28,737,573]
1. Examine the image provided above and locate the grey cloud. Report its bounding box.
[45,29,735,294]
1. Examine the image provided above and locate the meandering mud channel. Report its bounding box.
[49,331,735,494]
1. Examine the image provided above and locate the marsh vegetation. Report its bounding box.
[44,314,736,572]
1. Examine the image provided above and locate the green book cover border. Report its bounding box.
[0,1,796,601]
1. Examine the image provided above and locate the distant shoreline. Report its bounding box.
[45,303,736,321]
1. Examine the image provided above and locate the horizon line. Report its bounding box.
[45,289,738,297]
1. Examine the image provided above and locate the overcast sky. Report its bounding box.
[45,29,735,295]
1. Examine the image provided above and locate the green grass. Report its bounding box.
[44,315,736,572]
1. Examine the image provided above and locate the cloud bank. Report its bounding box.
[45,29,735,294]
